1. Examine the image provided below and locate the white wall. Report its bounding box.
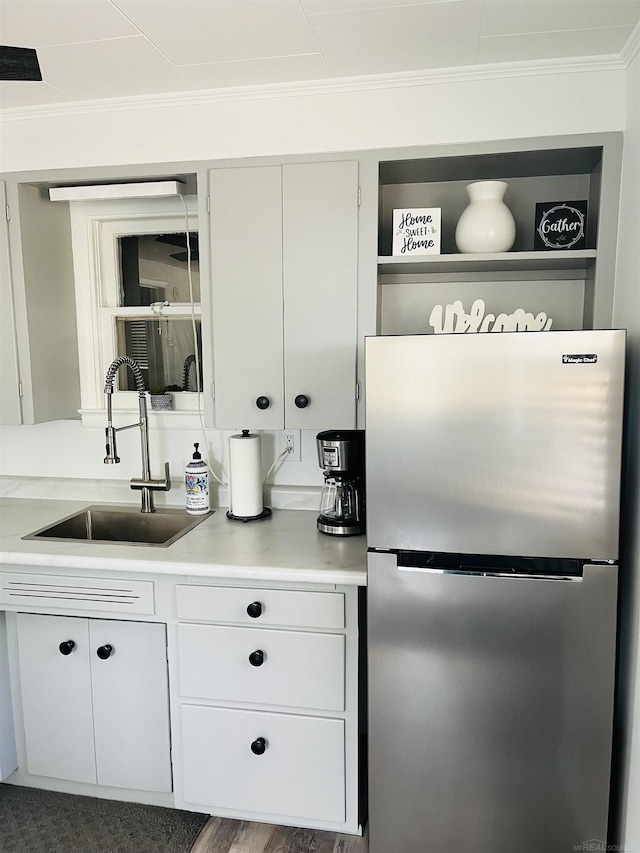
[0,67,627,173]
[0,64,630,505]
[613,46,640,850]
[0,419,323,508]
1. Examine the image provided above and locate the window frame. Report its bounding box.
[69,196,200,424]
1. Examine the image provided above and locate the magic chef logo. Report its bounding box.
[563,354,598,364]
[536,201,586,250]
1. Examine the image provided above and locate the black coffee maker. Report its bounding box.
[316,430,365,536]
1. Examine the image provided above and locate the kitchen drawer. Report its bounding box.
[178,623,345,711]
[0,572,154,615]
[176,585,344,630]
[181,704,345,823]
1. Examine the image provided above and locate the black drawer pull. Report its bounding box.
[294,394,310,409]
[59,640,76,655]
[256,396,271,410]
[249,650,264,667]
[251,737,267,755]
[96,644,113,660]
[246,601,263,618]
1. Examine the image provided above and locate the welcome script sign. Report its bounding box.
[429,298,553,334]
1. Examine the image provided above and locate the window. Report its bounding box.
[110,231,201,392]
[69,195,201,423]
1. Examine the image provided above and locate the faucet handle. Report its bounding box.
[130,462,171,493]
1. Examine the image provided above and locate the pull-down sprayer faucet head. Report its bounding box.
[104,386,121,464]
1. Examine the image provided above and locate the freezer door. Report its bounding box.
[365,330,625,559]
[367,551,618,853]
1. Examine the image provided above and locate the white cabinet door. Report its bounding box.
[17,613,96,783]
[209,161,358,430]
[181,704,345,823]
[3,183,80,424]
[0,613,18,780]
[16,614,171,792]
[282,161,358,429]
[0,180,22,425]
[210,165,284,429]
[90,620,172,792]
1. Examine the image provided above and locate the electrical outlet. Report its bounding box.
[282,429,301,462]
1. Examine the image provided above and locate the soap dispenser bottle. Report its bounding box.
[185,442,209,515]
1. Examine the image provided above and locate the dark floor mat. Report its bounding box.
[0,784,208,853]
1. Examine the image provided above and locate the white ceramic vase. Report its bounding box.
[455,180,516,253]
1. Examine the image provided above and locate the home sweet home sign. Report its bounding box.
[393,208,441,255]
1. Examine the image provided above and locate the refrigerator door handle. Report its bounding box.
[397,566,582,582]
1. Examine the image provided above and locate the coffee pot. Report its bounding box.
[316,430,365,536]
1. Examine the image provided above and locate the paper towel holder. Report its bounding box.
[226,429,273,523]
[226,507,272,522]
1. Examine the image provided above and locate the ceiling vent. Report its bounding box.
[0,45,42,81]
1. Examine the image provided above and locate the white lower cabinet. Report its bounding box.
[181,705,345,823]
[16,613,172,792]
[0,612,18,780]
[174,583,361,833]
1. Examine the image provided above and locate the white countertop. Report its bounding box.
[0,498,367,586]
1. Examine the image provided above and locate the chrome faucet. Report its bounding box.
[104,356,171,513]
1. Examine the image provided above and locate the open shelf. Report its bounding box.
[377,249,597,277]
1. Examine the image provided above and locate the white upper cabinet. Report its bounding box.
[0,181,22,426]
[1,182,80,425]
[210,160,359,430]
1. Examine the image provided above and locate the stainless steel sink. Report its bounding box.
[23,505,213,547]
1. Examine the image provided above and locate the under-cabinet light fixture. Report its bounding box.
[49,180,186,202]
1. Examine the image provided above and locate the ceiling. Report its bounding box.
[1,0,639,111]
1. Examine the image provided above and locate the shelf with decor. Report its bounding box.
[376,135,622,333]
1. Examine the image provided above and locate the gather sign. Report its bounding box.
[534,200,587,250]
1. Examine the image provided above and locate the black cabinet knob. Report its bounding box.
[59,640,75,655]
[294,394,310,409]
[251,737,267,755]
[96,644,113,660]
[256,396,271,410]
[249,650,264,667]
[246,601,263,618]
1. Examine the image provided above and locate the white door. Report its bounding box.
[0,180,22,425]
[90,619,172,792]
[282,161,359,429]
[210,165,284,429]
[16,613,96,783]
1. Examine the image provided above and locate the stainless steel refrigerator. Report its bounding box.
[365,329,625,853]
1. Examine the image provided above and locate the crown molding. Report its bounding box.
[621,20,640,65]
[0,53,629,123]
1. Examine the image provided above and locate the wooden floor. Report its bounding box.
[190,816,368,853]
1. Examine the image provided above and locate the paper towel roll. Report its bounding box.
[228,431,263,517]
